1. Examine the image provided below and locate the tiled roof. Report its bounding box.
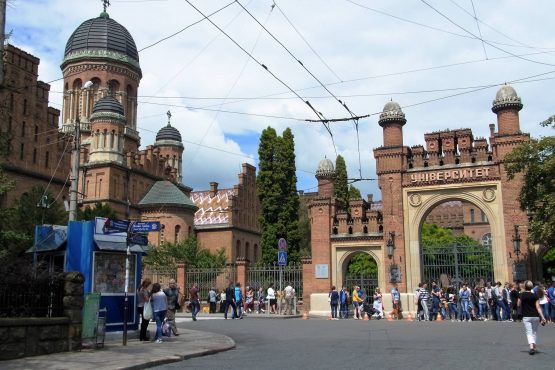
[191,189,234,226]
[138,181,197,209]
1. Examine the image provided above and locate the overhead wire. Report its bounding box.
[469,0,488,60]
[37,133,73,207]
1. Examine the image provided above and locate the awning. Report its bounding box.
[27,225,68,253]
[94,239,146,253]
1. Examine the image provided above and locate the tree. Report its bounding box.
[257,127,301,264]
[347,253,377,275]
[348,185,362,200]
[504,119,555,249]
[13,186,67,237]
[334,155,349,210]
[77,202,117,221]
[143,236,226,269]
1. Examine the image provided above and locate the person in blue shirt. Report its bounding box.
[234,282,244,319]
[391,284,401,320]
[339,287,349,319]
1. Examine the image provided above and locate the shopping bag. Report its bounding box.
[143,301,153,320]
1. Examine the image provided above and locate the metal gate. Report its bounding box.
[247,263,303,299]
[186,264,236,301]
[421,244,493,288]
[141,266,176,287]
[344,272,378,304]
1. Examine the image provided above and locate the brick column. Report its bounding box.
[176,262,186,293]
[301,257,313,311]
[63,272,84,351]
[235,258,248,293]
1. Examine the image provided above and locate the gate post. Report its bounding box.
[236,258,248,292]
[301,257,312,311]
[176,262,186,293]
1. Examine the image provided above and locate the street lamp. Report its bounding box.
[512,225,521,257]
[387,231,395,259]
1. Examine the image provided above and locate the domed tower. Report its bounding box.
[60,8,142,152]
[154,112,184,183]
[88,96,126,164]
[315,157,335,198]
[378,101,406,147]
[491,84,523,136]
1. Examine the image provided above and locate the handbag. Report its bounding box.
[143,301,153,320]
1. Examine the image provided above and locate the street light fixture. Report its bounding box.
[387,231,395,259]
[512,225,521,257]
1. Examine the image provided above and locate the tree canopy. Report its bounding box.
[504,119,555,249]
[143,236,226,269]
[421,223,480,249]
[347,253,378,275]
[256,127,300,264]
[77,202,117,221]
[334,155,349,210]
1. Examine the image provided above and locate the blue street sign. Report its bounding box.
[102,219,129,234]
[278,251,287,266]
[278,238,287,251]
[131,221,161,233]
[129,234,148,246]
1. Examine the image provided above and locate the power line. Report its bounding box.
[469,0,488,60]
[420,0,555,67]
[273,1,343,83]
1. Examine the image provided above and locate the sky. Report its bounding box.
[6,0,555,200]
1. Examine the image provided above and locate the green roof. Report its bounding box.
[138,181,197,210]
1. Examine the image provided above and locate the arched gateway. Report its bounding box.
[306,85,533,315]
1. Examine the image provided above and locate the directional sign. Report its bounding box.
[131,221,161,233]
[129,234,148,246]
[278,238,287,252]
[102,218,130,234]
[278,251,287,266]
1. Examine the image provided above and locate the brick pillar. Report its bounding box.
[235,258,248,293]
[176,262,186,293]
[301,257,313,311]
[63,272,84,351]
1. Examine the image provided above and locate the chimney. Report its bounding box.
[210,182,218,197]
[367,194,373,203]
[489,123,495,137]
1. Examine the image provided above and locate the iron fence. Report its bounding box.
[421,244,493,289]
[0,277,65,318]
[246,262,303,299]
[186,264,236,301]
[345,272,378,304]
[141,266,177,288]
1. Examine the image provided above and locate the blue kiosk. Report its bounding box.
[33,218,147,332]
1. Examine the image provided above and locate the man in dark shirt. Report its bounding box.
[189,283,200,321]
[163,279,180,335]
[224,282,237,319]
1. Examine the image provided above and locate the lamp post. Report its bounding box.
[512,225,521,259]
[387,231,395,259]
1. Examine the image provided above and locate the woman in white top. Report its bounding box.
[373,288,383,319]
[267,283,277,314]
[150,283,168,343]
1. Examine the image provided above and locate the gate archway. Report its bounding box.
[343,252,378,303]
[404,183,509,293]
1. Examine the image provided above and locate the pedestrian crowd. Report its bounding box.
[328,284,403,320]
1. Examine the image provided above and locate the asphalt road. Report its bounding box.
[152,318,555,370]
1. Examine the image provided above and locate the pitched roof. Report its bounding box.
[191,189,234,226]
[138,181,197,210]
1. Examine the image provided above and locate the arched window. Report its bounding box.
[481,211,487,223]
[245,242,250,261]
[34,125,38,142]
[19,143,24,160]
[21,121,25,137]
[348,226,353,234]
[33,148,37,163]
[45,151,49,168]
[363,225,368,233]
[253,244,258,261]
[174,225,181,243]
[470,209,475,223]
[236,240,242,259]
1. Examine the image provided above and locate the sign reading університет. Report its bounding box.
[410,167,491,184]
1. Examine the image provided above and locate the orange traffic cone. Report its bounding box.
[363,312,369,321]
[407,313,414,322]
[437,314,443,322]
[328,314,332,320]
[387,313,393,321]
[302,311,309,320]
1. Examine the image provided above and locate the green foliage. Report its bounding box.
[504,120,555,248]
[334,155,349,210]
[348,185,362,199]
[421,223,480,249]
[347,253,377,274]
[143,236,226,269]
[256,127,300,264]
[77,202,117,221]
[14,186,67,236]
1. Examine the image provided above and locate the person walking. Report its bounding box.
[234,282,244,318]
[257,286,265,314]
[219,289,227,313]
[391,284,401,320]
[284,283,295,315]
[137,278,151,341]
[224,282,237,319]
[339,287,349,319]
[494,281,508,321]
[459,283,471,322]
[352,286,363,319]
[163,279,181,335]
[150,283,167,343]
[208,287,217,314]
[518,280,547,355]
[430,282,441,321]
[373,288,384,319]
[419,283,430,321]
[329,286,339,320]
[189,283,200,321]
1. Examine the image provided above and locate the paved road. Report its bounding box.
[152,318,555,370]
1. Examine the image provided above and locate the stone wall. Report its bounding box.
[0,272,84,361]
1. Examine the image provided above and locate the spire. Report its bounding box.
[100,0,110,17]
[167,110,172,126]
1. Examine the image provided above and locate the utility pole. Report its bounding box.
[0,0,6,87]
[68,118,80,221]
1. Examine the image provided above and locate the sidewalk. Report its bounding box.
[1,327,235,370]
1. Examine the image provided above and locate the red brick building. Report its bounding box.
[306,86,531,314]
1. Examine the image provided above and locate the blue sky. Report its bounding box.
[6,0,555,199]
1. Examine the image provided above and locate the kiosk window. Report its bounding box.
[93,252,136,293]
